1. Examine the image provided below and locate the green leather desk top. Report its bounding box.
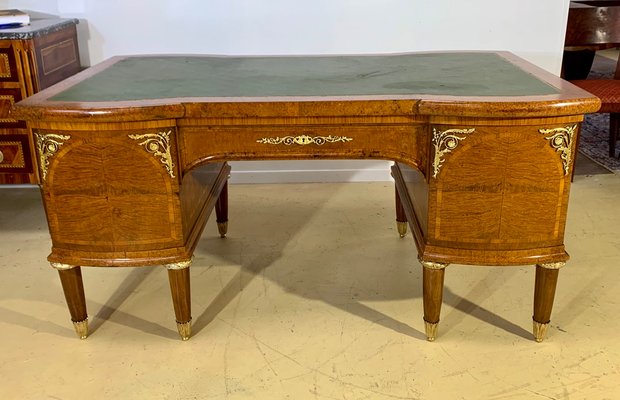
[50,52,559,102]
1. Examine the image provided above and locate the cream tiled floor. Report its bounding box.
[1,166,620,399]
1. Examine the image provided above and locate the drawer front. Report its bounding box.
[0,44,19,83]
[0,134,32,173]
[180,123,427,173]
[0,88,26,128]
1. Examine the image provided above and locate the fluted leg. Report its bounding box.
[395,186,408,238]
[421,260,448,341]
[533,262,564,342]
[52,263,89,339]
[215,180,228,237]
[165,259,192,340]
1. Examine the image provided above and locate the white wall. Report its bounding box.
[3,0,571,183]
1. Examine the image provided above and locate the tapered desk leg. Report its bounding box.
[165,259,192,340]
[395,186,407,238]
[421,260,448,341]
[52,263,88,339]
[215,180,228,238]
[533,262,564,342]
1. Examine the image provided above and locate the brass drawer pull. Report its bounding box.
[0,149,4,163]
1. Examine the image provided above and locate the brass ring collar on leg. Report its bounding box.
[538,262,565,270]
[419,259,448,270]
[50,262,77,271]
[164,258,193,270]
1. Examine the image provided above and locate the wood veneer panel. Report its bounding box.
[429,124,571,250]
[179,124,428,172]
[179,162,227,238]
[41,128,183,254]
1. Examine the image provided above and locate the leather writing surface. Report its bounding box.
[51,53,559,102]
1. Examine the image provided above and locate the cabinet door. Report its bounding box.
[33,25,81,90]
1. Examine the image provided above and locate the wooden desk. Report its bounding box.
[11,52,600,342]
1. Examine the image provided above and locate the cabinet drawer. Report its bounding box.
[0,44,18,83]
[0,88,26,128]
[0,134,32,173]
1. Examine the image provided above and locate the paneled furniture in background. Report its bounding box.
[563,0,620,80]
[563,0,620,157]
[0,18,81,184]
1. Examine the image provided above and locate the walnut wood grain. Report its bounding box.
[422,266,445,325]
[533,266,561,325]
[168,267,191,323]
[57,267,87,324]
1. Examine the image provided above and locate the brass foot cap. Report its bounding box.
[73,319,89,340]
[177,320,192,341]
[424,320,439,342]
[217,222,228,238]
[533,320,549,343]
[397,221,408,238]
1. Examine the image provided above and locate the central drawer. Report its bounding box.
[178,124,428,175]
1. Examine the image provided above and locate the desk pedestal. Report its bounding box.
[392,119,575,341]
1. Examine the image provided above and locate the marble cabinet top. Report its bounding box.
[0,18,79,40]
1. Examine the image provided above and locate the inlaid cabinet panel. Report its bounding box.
[0,88,26,128]
[0,44,19,83]
[32,25,81,90]
[0,134,31,173]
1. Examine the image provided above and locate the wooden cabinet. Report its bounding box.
[0,18,81,184]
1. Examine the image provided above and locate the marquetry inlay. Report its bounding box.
[0,95,17,123]
[0,141,25,168]
[0,53,11,78]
